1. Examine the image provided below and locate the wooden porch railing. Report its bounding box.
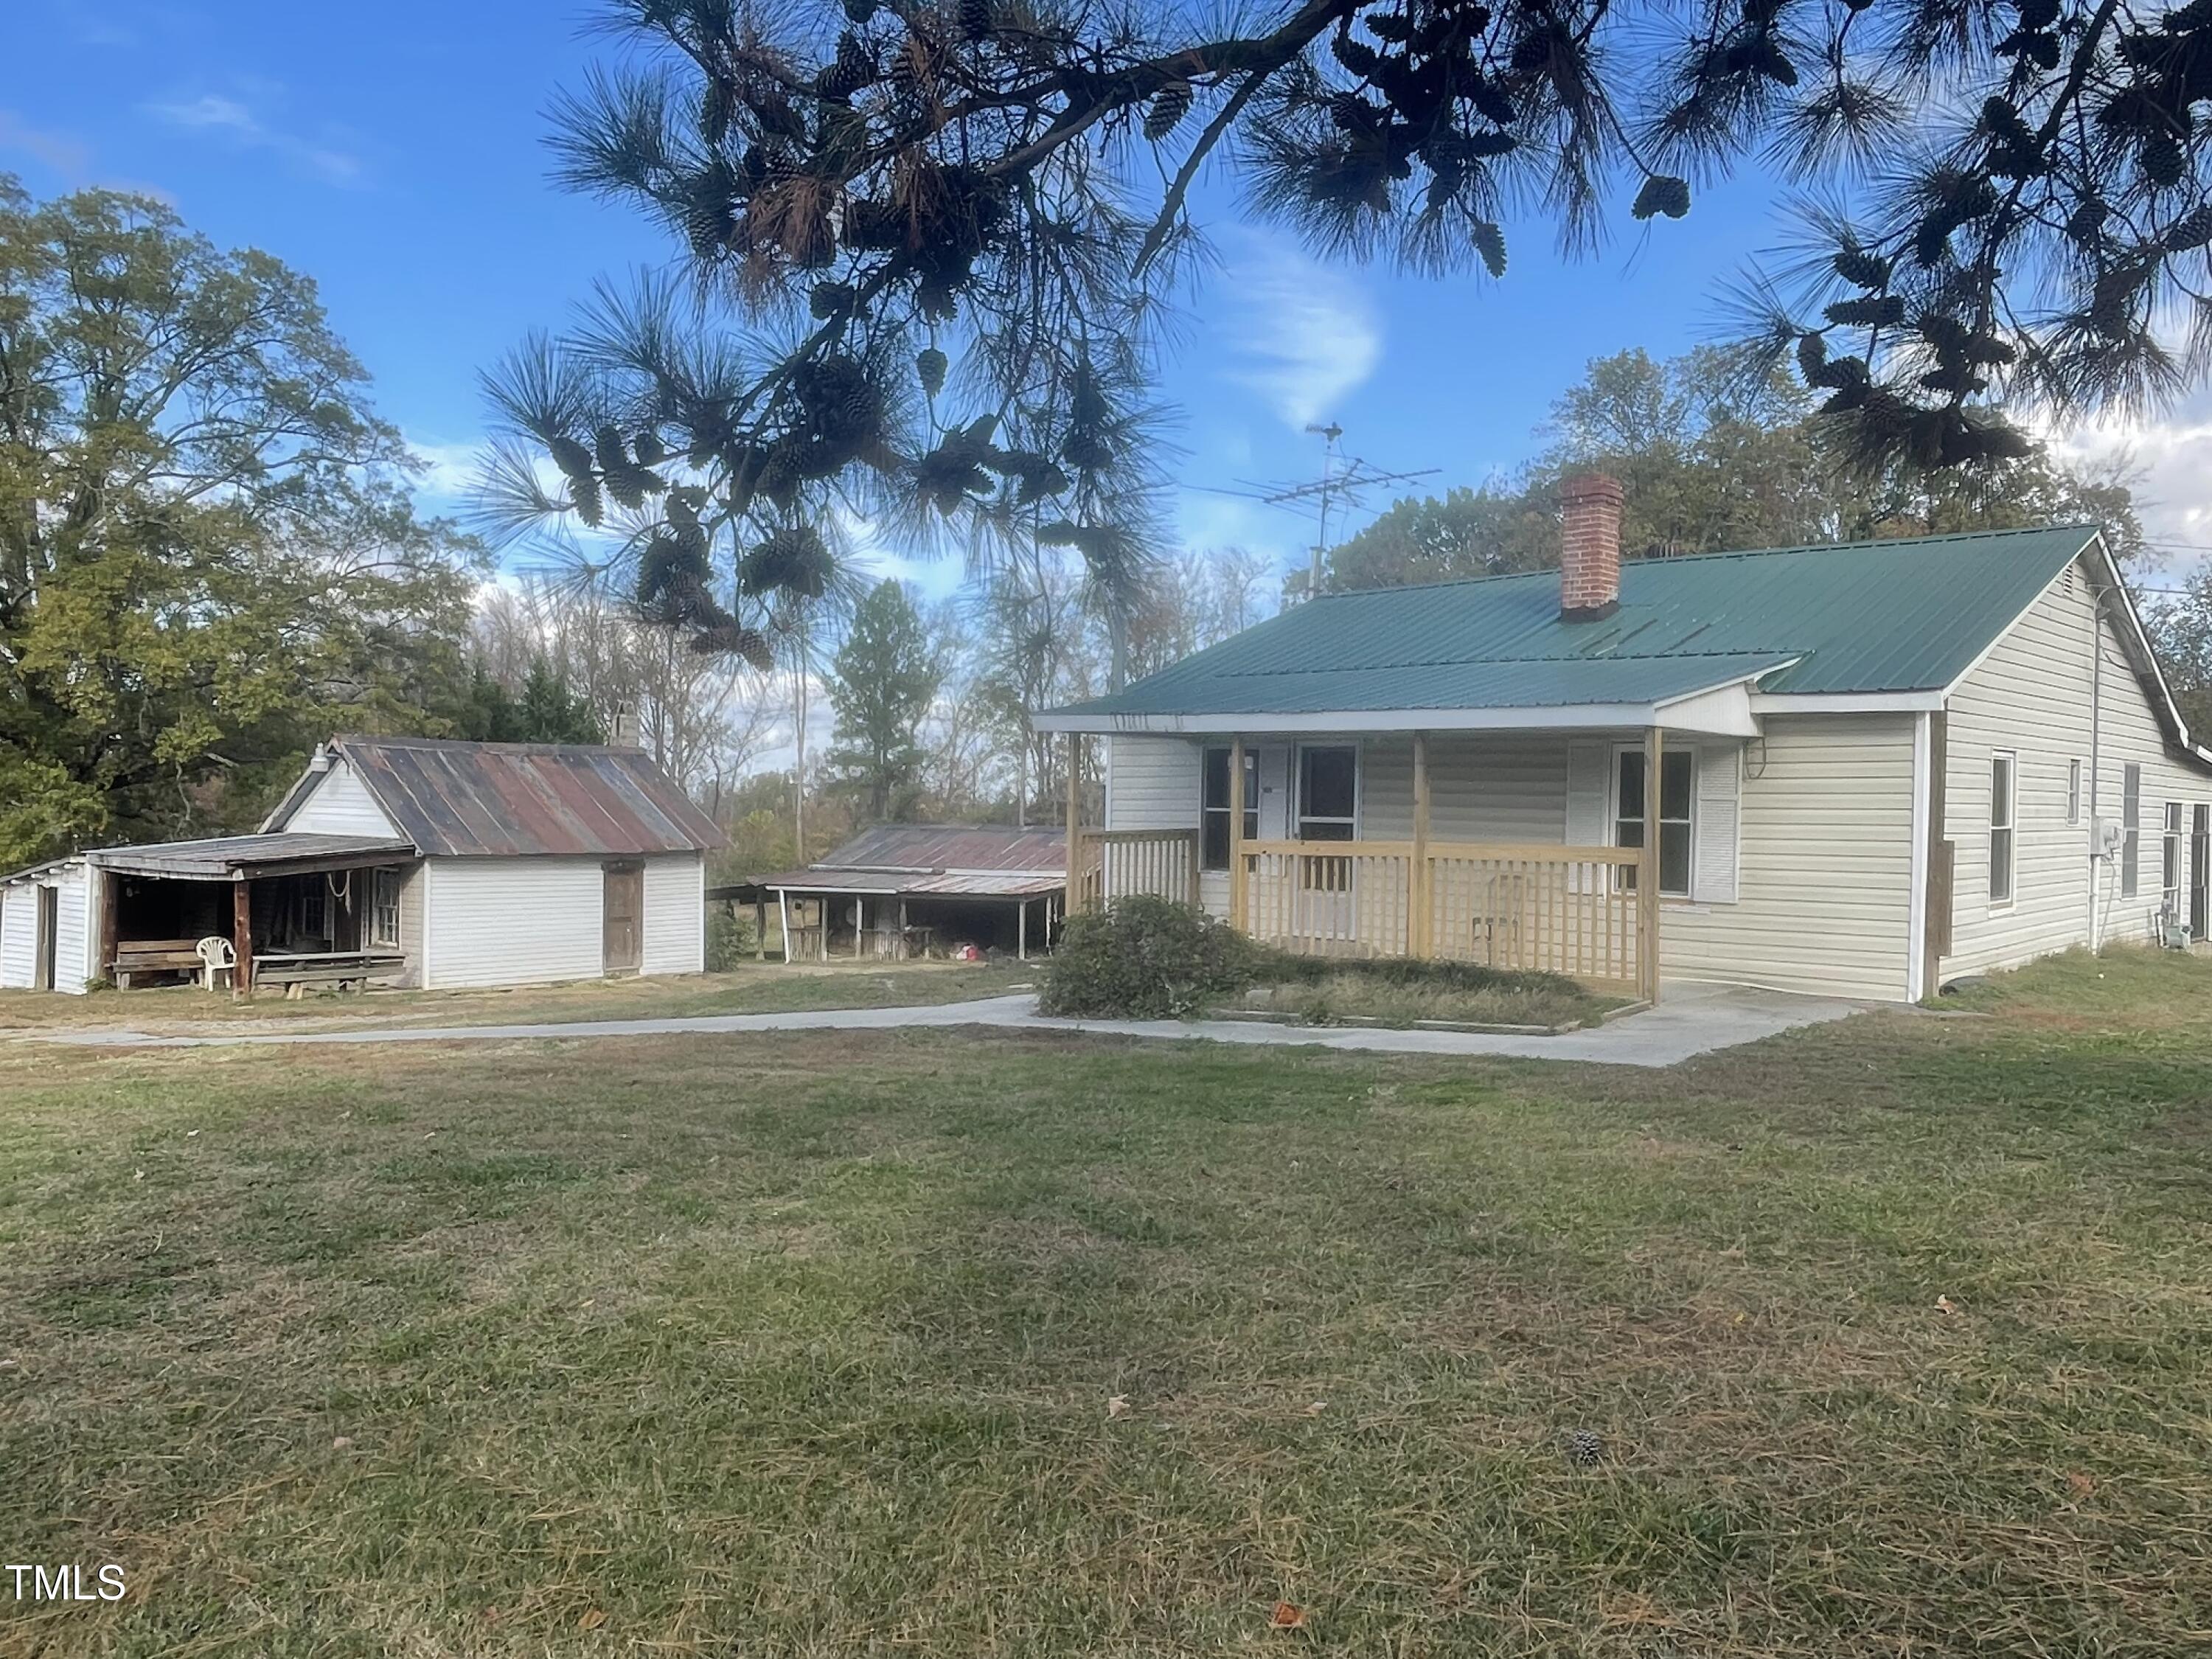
[1080,827,1201,910]
[1068,828,1646,995]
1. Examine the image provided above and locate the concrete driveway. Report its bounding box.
[42,981,1865,1068]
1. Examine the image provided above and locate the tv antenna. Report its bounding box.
[1189,423,1439,597]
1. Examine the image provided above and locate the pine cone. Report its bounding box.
[2169,204,2212,251]
[916,347,948,397]
[961,0,993,39]
[1144,79,1192,141]
[1833,247,1891,288]
[1564,1428,1604,1468]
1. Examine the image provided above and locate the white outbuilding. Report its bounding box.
[0,736,725,994]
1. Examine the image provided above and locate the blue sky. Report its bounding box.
[8,0,2211,591]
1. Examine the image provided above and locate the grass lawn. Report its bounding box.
[0,958,1037,1035]
[3,947,2211,1654]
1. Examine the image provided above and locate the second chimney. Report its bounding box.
[1559,471,1624,622]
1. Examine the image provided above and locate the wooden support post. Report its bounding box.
[1411,731,1432,959]
[1229,737,1248,933]
[1639,726,1662,1004]
[1065,733,1085,914]
[232,878,254,998]
[898,897,908,961]
[754,897,767,961]
[776,890,792,964]
[1017,898,1027,960]
[854,897,865,959]
[96,869,119,984]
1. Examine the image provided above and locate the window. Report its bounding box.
[1200,747,1257,870]
[1616,748,1694,897]
[2122,764,2142,898]
[2067,759,2082,827]
[1989,752,2015,905]
[1295,746,1357,841]
[299,883,327,940]
[2164,802,2184,911]
[372,868,402,947]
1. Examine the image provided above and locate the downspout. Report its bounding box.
[2089,566,2104,950]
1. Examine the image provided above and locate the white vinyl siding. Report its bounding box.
[1943,560,2212,975]
[55,866,92,991]
[277,758,403,839]
[0,865,94,993]
[1360,731,1576,843]
[642,854,706,975]
[1105,735,1213,908]
[420,854,702,987]
[1663,714,1918,1001]
[422,858,611,987]
[0,883,38,987]
[1104,737,1201,831]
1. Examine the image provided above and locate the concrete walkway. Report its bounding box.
[43,981,1864,1068]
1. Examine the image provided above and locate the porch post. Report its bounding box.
[1228,737,1248,933]
[232,878,254,997]
[96,869,119,984]
[1411,731,1432,959]
[1064,733,1084,915]
[754,896,767,961]
[1640,726,1662,1004]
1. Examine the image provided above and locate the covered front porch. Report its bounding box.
[1048,681,1764,1002]
[88,833,419,993]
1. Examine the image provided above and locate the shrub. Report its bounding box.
[1040,895,1260,1018]
[706,906,754,973]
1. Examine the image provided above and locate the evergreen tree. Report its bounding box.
[825,580,941,822]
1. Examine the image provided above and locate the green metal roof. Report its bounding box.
[1050,524,2098,720]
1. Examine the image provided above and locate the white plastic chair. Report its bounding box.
[195,936,235,991]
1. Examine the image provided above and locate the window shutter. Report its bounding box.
[1565,742,1610,892]
[1694,742,1740,904]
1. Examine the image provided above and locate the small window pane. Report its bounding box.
[1202,815,1229,871]
[1660,752,1693,821]
[1300,747,1357,821]
[1202,747,1229,810]
[1660,822,1692,896]
[1618,750,1646,811]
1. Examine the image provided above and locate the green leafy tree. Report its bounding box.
[0,179,481,866]
[825,579,941,822]
[1320,348,2144,591]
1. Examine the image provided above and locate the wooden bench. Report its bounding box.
[252,951,406,995]
[112,940,209,989]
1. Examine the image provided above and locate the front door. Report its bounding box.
[602,861,644,975]
[2193,805,2209,941]
[32,886,57,991]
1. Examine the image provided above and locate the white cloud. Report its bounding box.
[147,91,363,187]
[2047,395,2212,577]
[1220,229,1383,430]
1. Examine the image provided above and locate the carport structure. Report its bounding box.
[88,832,417,992]
[713,824,1067,961]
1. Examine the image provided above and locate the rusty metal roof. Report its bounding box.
[710,824,1065,902]
[819,824,1065,873]
[316,737,726,858]
[88,833,416,880]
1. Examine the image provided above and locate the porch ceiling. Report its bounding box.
[86,833,417,882]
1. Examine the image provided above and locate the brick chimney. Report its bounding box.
[1559,471,1624,622]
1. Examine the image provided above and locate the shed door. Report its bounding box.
[602,861,644,975]
[33,886,58,992]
